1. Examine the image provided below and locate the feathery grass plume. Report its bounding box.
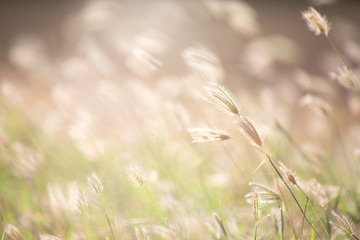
[302,7,330,36]
[300,94,332,118]
[87,172,104,194]
[330,66,356,88]
[182,46,224,81]
[205,83,241,116]
[236,116,262,147]
[5,224,22,240]
[187,128,230,143]
[330,210,358,239]
[277,162,298,186]
[134,226,152,240]
[151,225,177,239]
[306,179,328,209]
[249,182,280,203]
[245,192,262,222]
[126,163,145,186]
[76,189,87,214]
[40,234,61,240]
[126,48,162,77]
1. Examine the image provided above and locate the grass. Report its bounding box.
[1,2,360,240]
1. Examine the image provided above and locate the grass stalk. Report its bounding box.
[280,207,284,240]
[263,151,322,240]
[273,174,297,239]
[254,224,257,240]
[99,199,116,240]
[296,184,309,239]
[1,229,5,240]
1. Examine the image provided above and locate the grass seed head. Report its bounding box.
[187,128,231,143]
[5,224,22,240]
[300,94,332,118]
[127,163,146,186]
[182,46,224,81]
[330,66,355,88]
[302,7,331,36]
[307,179,329,209]
[76,189,87,214]
[40,234,61,240]
[245,191,262,222]
[236,116,262,147]
[205,83,241,116]
[278,162,298,185]
[249,182,280,202]
[86,172,104,195]
[330,210,357,237]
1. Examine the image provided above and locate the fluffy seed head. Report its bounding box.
[76,189,86,214]
[205,83,241,116]
[87,172,104,194]
[127,163,146,186]
[307,179,328,209]
[236,116,262,147]
[330,210,356,237]
[245,192,262,222]
[300,94,332,118]
[5,224,22,240]
[187,128,231,143]
[40,234,61,240]
[182,46,224,81]
[278,162,298,185]
[134,226,151,240]
[330,66,355,88]
[302,7,330,36]
[151,225,177,239]
[249,182,280,202]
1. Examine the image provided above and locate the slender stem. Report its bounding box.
[1,228,5,240]
[352,233,360,240]
[254,224,257,240]
[218,219,229,240]
[100,199,116,240]
[105,212,116,240]
[298,186,308,240]
[265,153,322,239]
[273,174,297,239]
[280,207,284,240]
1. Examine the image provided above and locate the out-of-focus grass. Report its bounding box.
[1,1,360,239]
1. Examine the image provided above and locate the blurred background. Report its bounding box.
[1,0,360,239]
[0,0,359,147]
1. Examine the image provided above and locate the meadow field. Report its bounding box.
[0,0,360,239]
